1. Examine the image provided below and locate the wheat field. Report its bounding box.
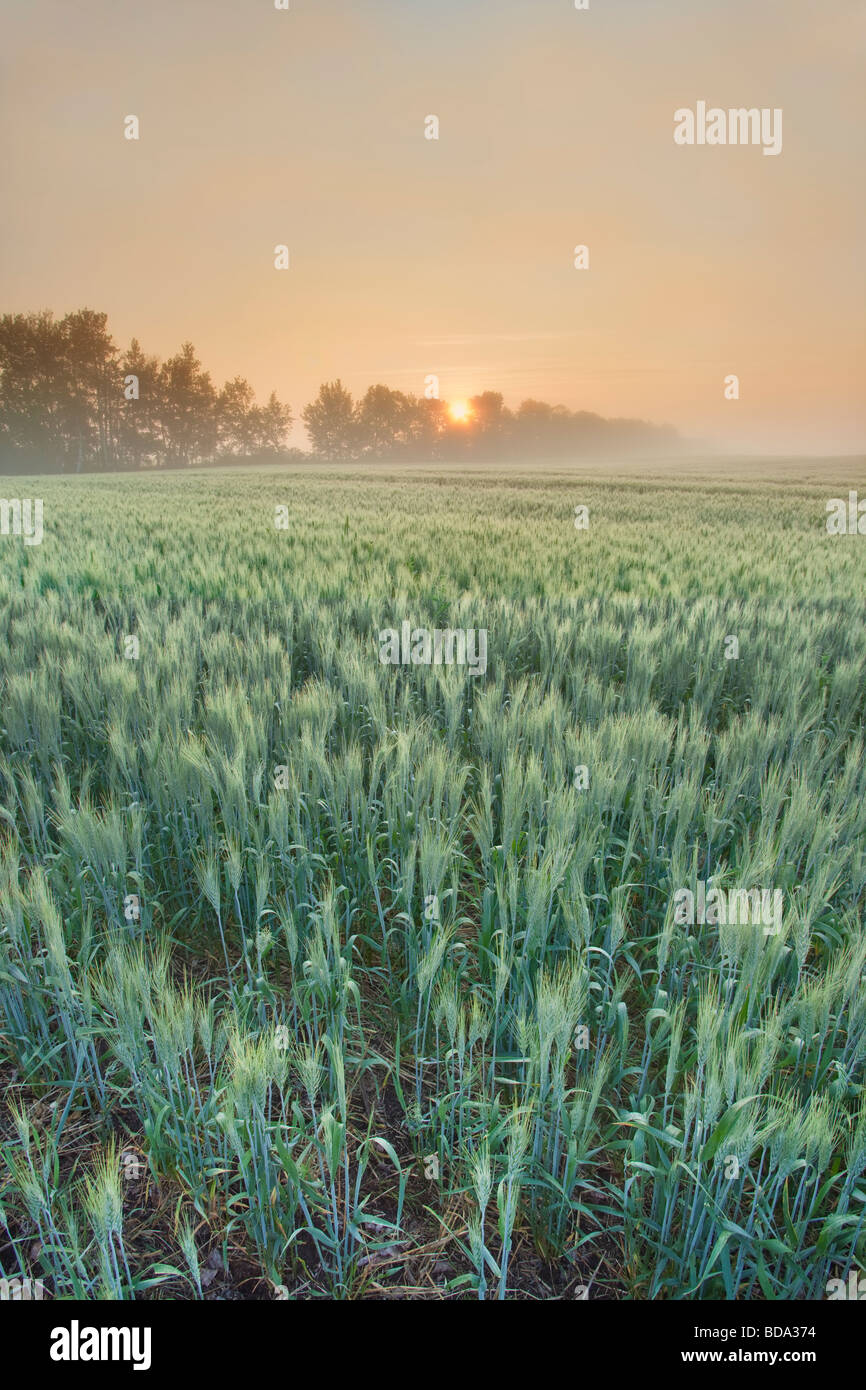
[1,456,865,1300]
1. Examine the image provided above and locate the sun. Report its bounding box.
[449,400,471,422]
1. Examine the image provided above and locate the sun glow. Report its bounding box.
[449,400,470,422]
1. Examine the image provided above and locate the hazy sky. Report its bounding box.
[2,0,864,453]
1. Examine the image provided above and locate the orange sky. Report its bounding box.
[2,0,864,453]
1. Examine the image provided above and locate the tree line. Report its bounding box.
[0,309,292,473]
[302,381,679,460]
[0,308,677,473]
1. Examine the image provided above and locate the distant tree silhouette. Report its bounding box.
[466,392,511,456]
[301,379,356,458]
[157,343,217,467]
[355,385,411,456]
[0,311,68,470]
[118,338,161,470]
[217,376,258,457]
[405,395,448,457]
[253,392,294,456]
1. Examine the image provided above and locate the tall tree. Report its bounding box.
[217,376,257,456]
[59,309,119,471]
[0,311,68,470]
[117,338,162,470]
[404,394,448,458]
[355,385,410,456]
[467,391,511,456]
[301,379,355,458]
[217,378,292,457]
[251,391,293,455]
[157,343,217,466]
